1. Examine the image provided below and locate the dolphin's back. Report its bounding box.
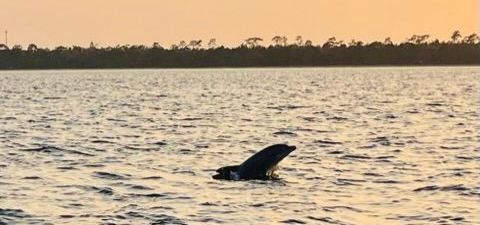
[237,144,293,180]
[237,150,271,179]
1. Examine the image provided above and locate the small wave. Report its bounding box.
[440,146,463,150]
[406,109,420,114]
[413,184,469,192]
[363,173,383,178]
[91,140,116,144]
[267,105,311,110]
[314,140,343,145]
[129,185,154,191]
[387,214,465,223]
[52,185,112,196]
[340,155,371,160]
[273,131,297,136]
[306,216,348,225]
[369,136,393,146]
[0,208,30,218]
[67,203,84,208]
[372,180,402,184]
[323,206,366,213]
[22,176,42,180]
[180,117,203,121]
[383,114,398,119]
[122,211,186,224]
[300,117,316,122]
[374,156,396,163]
[296,128,330,133]
[150,206,174,210]
[84,186,114,195]
[178,148,194,154]
[83,164,105,168]
[201,202,219,206]
[129,193,166,198]
[376,155,395,159]
[195,217,224,223]
[59,214,75,219]
[305,176,325,180]
[327,116,348,121]
[123,145,160,152]
[93,171,130,180]
[326,150,344,154]
[426,102,444,107]
[172,170,196,176]
[334,180,362,186]
[194,144,209,149]
[151,214,187,225]
[43,96,64,100]
[141,176,163,180]
[56,166,77,170]
[106,118,127,122]
[280,219,306,224]
[152,141,167,146]
[455,155,477,160]
[21,145,94,156]
[337,178,366,183]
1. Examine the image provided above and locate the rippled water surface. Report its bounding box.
[1,67,479,224]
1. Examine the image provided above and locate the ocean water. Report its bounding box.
[0,67,479,225]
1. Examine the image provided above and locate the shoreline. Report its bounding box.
[1,64,479,71]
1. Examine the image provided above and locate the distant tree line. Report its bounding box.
[0,31,479,69]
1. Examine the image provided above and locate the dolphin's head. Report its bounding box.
[212,165,240,180]
[262,144,296,168]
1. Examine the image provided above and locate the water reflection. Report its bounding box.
[0,67,479,224]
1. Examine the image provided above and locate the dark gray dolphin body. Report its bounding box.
[212,144,296,180]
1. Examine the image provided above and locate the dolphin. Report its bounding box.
[212,144,296,180]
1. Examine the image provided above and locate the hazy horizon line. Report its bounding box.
[1,30,476,49]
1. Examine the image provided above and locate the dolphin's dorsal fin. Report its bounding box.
[237,144,295,180]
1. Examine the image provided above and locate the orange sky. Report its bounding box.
[1,0,478,48]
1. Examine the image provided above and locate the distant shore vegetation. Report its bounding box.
[0,31,479,69]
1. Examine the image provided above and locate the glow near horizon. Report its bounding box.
[0,0,478,48]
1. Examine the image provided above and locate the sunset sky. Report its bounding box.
[1,0,478,48]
